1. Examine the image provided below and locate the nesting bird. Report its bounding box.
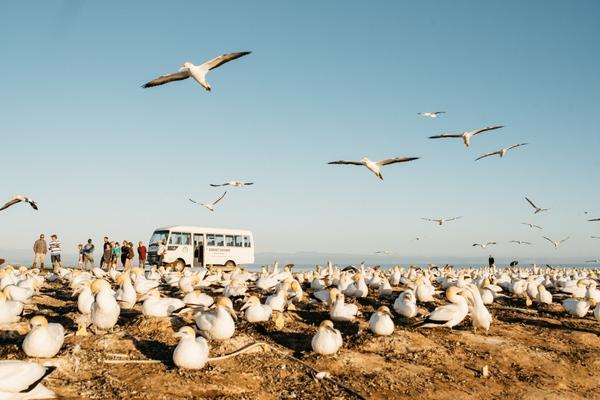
[22,316,64,358]
[311,320,343,355]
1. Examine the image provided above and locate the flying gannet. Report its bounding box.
[418,111,445,118]
[210,181,253,187]
[327,156,419,180]
[0,195,38,212]
[472,242,497,249]
[421,217,462,226]
[428,125,504,147]
[543,236,569,249]
[525,197,549,214]
[509,240,532,245]
[189,192,227,212]
[475,143,528,161]
[142,51,251,91]
[522,222,542,229]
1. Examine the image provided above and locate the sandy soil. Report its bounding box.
[1,280,600,400]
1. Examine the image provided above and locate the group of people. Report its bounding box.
[32,234,148,271]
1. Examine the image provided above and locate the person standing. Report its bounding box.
[48,234,62,271]
[488,254,495,268]
[112,242,121,269]
[83,239,95,270]
[137,241,147,268]
[77,244,84,269]
[101,237,111,269]
[32,234,47,269]
[126,241,135,268]
[157,240,166,267]
[121,242,130,269]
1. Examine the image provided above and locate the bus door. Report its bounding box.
[193,233,205,267]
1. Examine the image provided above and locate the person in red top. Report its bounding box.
[137,241,147,268]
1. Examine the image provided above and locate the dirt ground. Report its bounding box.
[1,280,600,400]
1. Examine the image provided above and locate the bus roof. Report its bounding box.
[155,226,253,235]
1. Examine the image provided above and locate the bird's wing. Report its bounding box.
[210,184,224,187]
[524,241,532,245]
[588,218,600,222]
[142,69,191,88]
[189,198,199,204]
[327,160,363,165]
[421,218,434,222]
[212,191,227,205]
[543,237,554,244]
[243,182,254,186]
[428,134,462,139]
[28,200,38,210]
[446,217,462,222]
[202,52,251,71]
[525,197,538,209]
[560,237,570,243]
[534,225,542,229]
[471,125,504,136]
[472,243,480,247]
[506,143,528,151]
[0,198,21,211]
[487,242,497,245]
[376,157,419,166]
[427,303,460,321]
[475,151,499,161]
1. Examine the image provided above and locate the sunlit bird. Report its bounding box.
[472,242,497,249]
[421,217,461,226]
[210,181,253,187]
[543,236,569,249]
[418,111,445,118]
[428,125,504,147]
[189,192,227,212]
[509,240,532,245]
[0,195,38,212]
[327,156,419,180]
[475,143,528,161]
[142,51,251,91]
[522,222,542,229]
[525,197,550,214]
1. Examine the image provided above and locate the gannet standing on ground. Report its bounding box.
[464,284,492,333]
[428,125,504,147]
[22,316,64,358]
[475,143,528,161]
[0,361,56,399]
[115,274,136,310]
[90,279,120,331]
[393,289,418,318]
[141,289,185,317]
[327,156,420,180]
[368,306,395,336]
[142,51,251,91]
[536,284,553,304]
[330,293,359,322]
[562,298,595,317]
[183,289,214,308]
[172,326,209,370]
[0,291,23,323]
[189,192,227,212]
[311,320,343,355]
[525,197,550,214]
[74,282,94,315]
[0,195,38,212]
[195,297,236,340]
[240,296,272,323]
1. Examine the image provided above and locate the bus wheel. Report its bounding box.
[174,259,186,271]
[224,260,236,268]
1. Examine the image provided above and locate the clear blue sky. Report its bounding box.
[1,0,599,262]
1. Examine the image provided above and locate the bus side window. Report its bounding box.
[181,233,191,245]
[215,235,224,247]
[207,234,216,246]
[243,235,252,248]
[234,235,243,247]
[225,235,234,247]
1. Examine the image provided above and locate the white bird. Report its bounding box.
[374,250,391,255]
[522,222,542,229]
[183,290,214,308]
[142,51,251,91]
[311,320,343,355]
[428,125,504,147]
[22,316,64,358]
[115,274,136,310]
[417,286,468,329]
[210,181,253,187]
[464,284,492,333]
[368,306,395,336]
[393,289,417,318]
[0,360,56,399]
[585,258,600,263]
[265,288,287,312]
[172,326,209,370]
[0,291,23,324]
[418,111,445,118]
[90,279,120,331]
[421,216,461,226]
[141,289,185,317]
[536,284,553,304]
[525,197,549,214]
[327,156,419,180]
[475,143,528,161]
[594,302,600,322]
[509,240,532,245]
[240,296,272,323]
[543,236,569,249]
[195,297,236,340]
[472,242,497,249]
[189,192,227,212]
[330,293,359,322]
[562,298,594,317]
[0,195,38,212]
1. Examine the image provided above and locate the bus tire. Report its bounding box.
[224,260,236,268]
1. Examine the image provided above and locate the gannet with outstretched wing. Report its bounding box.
[327,156,419,180]
[428,125,504,147]
[189,192,227,212]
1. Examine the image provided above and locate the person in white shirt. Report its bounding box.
[157,240,166,266]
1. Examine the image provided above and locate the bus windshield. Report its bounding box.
[149,230,169,246]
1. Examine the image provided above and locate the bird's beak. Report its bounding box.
[226,306,238,321]
[240,302,250,311]
[326,326,337,334]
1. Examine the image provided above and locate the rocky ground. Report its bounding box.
[1,280,600,400]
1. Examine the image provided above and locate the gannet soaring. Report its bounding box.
[210,181,253,187]
[475,143,528,161]
[522,222,542,229]
[418,111,445,118]
[472,242,497,249]
[428,125,504,147]
[327,156,419,180]
[509,240,532,245]
[0,195,38,212]
[421,217,461,226]
[543,236,569,249]
[189,192,227,212]
[525,197,549,214]
[142,51,251,91]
